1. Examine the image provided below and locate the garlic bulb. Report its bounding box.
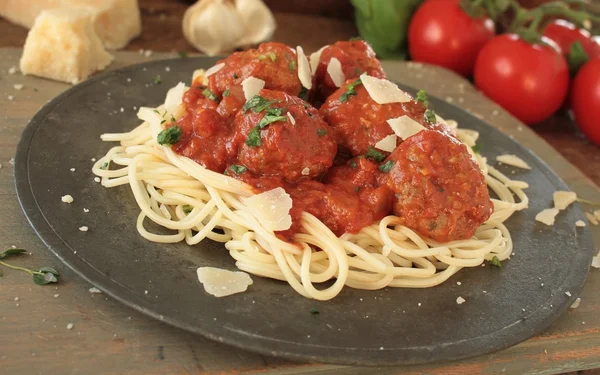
[183,0,276,56]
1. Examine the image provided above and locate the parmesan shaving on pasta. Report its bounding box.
[243,187,293,231]
[204,62,225,77]
[387,115,425,140]
[296,46,312,89]
[242,77,265,101]
[197,267,253,297]
[374,134,397,153]
[309,46,326,74]
[360,73,411,104]
[327,57,345,87]
[570,297,581,309]
[496,154,531,170]
[576,220,586,227]
[192,69,207,84]
[535,208,559,226]
[553,191,577,210]
[164,82,186,114]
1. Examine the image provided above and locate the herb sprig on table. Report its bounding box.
[0,248,60,285]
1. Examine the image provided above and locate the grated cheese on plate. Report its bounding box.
[553,191,577,210]
[61,195,74,203]
[496,154,531,170]
[456,296,466,305]
[585,212,599,226]
[570,297,581,309]
[197,267,253,297]
[575,220,586,227]
[535,208,559,226]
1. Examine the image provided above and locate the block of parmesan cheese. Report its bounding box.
[20,9,114,84]
[0,0,141,49]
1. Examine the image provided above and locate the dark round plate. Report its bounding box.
[15,57,594,366]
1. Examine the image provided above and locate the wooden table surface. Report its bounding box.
[1,2,600,375]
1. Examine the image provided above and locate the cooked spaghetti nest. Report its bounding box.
[92,87,528,301]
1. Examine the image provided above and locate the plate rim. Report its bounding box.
[14,57,595,366]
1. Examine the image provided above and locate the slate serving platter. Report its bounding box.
[14,57,594,366]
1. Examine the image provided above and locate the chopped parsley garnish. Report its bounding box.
[365,147,385,162]
[160,119,166,124]
[378,160,394,173]
[100,162,109,170]
[177,51,188,58]
[157,126,182,146]
[471,143,482,154]
[152,75,162,84]
[259,52,277,62]
[245,127,262,147]
[355,186,360,192]
[233,73,239,79]
[243,95,278,113]
[340,78,362,102]
[354,67,362,75]
[223,89,230,97]
[170,115,177,123]
[298,87,309,101]
[258,114,287,129]
[349,160,358,169]
[310,308,319,315]
[416,89,428,107]
[229,165,247,174]
[490,256,502,268]
[288,59,297,71]
[202,88,218,101]
[182,205,192,213]
[317,129,328,137]
[424,109,437,124]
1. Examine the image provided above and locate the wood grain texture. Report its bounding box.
[0,48,599,375]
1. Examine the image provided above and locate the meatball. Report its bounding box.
[207,42,303,99]
[172,106,234,173]
[379,130,493,242]
[320,78,454,156]
[232,89,337,182]
[313,40,385,101]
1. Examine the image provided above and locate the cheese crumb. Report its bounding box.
[144,50,153,57]
[592,251,600,269]
[535,208,559,226]
[67,323,74,330]
[576,220,586,228]
[83,208,90,213]
[8,66,17,74]
[287,112,296,125]
[94,177,101,183]
[61,195,74,203]
[585,212,599,225]
[8,95,14,101]
[70,168,75,172]
[13,84,24,90]
[456,296,466,304]
[79,226,89,232]
[570,297,581,309]
[456,281,462,285]
[565,291,572,297]
[496,154,531,170]
[301,167,310,176]
[553,191,577,210]
[197,267,253,297]
[89,287,102,294]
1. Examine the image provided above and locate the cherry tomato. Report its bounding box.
[408,0,495,77]
[543,20,600,59]
[571,58,600,145]
[474,34,569,125]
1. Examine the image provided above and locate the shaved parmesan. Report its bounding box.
[496,154,531,170]
[595,209,600,220]
[387,115,425,140]
[301,167,310,176]
[327,57,345,87]
[242,77,265,101]
[576,220,586,227]
[164,82,186,114]
[360,73,411,104]
[287,111,296,125]
[61,195,74,203]
[197,267,253,297]
[570,297,581,309]
[296,46,312,89]
[553,191,577,210]
[309,45,326,74]
[204,62,225,77]
[505,180,529,189]
[585,212,599,225]
[592,251,600,268]
[374,134,397,153]
[243,187,293,231]
[535,208,559,226]
[456,296,466,304]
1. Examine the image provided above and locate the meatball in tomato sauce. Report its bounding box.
[313,40,385,101]
[379,130,493,242]
[320,77,454,156]
[232,89,337,183]
[207,42,303,99]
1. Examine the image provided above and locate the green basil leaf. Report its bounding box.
[258,115,287,129]
[489,256,502,268]
[246,127,262,147]
[0,248,27,259]
[365,147,385,162]
[229,165,247,175]
[378,160,394,173]
[424,109,437,124]
[416,89,428,107]
[39,267,59,276]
